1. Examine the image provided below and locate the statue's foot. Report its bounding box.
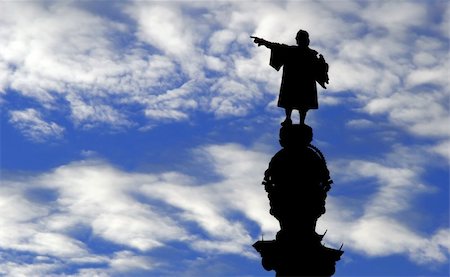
[281,118,292,126]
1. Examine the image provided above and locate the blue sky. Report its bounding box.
[0,1,449,276]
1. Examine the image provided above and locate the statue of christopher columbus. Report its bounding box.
[251,30,329,126]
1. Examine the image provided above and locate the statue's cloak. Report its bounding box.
[270,44,327,110]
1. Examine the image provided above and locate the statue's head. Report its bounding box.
[296,29,310,48]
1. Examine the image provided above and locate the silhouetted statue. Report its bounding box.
[253,124,343,276]
[251,30,329,125]
[250,29,342,276]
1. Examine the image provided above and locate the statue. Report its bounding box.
[251,30,343,276]
[251,30,329,126]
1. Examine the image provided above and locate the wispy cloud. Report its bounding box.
[9,108,64,142]
[322,144,449,264]
[0,144,276,274]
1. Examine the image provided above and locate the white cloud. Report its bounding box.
[124,3,201,76]
[0,261,60,277]
[42,161,188,252]
[9,108,64,142]
[346,118,375,129]
[1,2,125,102]
[364,90,450,139]
[431,140,450,161]
[0,1,196,128]
[360,1,428,33]
[66,93,132,128]
[406,65,448,89]
[109,251,155,272]
[139,143,278,256]
[0,143,277,274]
[320,144,449,264]
[321,202,450,264]
[208,29,236,54]
[141,79,200,120]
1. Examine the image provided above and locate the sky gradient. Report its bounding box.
[1,1,449,276]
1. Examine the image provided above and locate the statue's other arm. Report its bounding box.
[316,54,329,89]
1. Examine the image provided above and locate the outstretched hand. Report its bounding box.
[250,36,265,47]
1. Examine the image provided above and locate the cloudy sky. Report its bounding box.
[0,0,449,276]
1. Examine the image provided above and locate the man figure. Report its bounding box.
[251,30,328,125]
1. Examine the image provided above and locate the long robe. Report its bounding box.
[270,44,324,110]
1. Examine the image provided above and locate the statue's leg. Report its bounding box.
[282,109,293,126]
[300,109,307,125]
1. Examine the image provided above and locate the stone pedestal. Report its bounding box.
[253,124,343,276]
